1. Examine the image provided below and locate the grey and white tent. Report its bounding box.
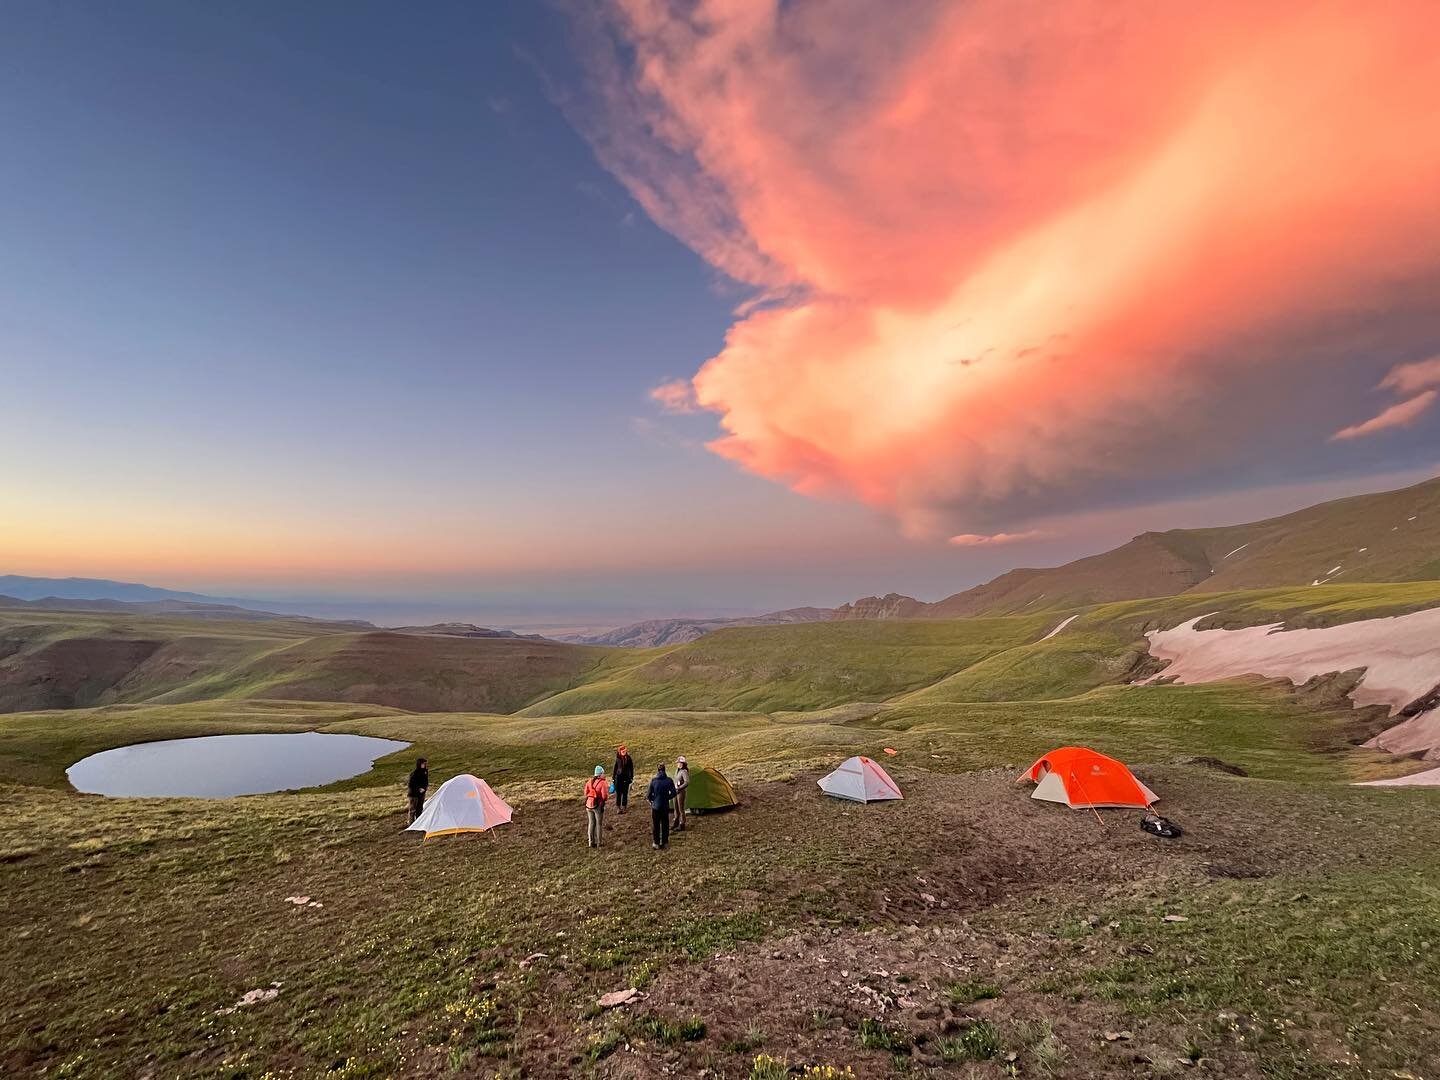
[818,755,903,803]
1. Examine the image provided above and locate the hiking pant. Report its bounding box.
[408,794,424,824]
[651,806,670,848]
[587,806,604,847]
[615,781,630,810]
[672,787,687,830]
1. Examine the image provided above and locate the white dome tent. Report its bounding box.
[406,774,514,839]
[818,755,904,803]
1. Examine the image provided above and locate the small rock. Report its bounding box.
[921,893,937,905]
[283,896,310,906]
[1103,1031,1134,1042]
[598,988,641,1009]
[1163,914,1189,923]
[519,952,548,969]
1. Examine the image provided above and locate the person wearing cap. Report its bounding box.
[612,745,635,814]
[584,765,610,848]
[671,756,690,832]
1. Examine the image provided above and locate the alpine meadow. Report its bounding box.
[3,3,1440,1079]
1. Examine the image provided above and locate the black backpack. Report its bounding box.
[1140,813,1182,838]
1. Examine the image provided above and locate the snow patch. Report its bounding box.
[1365,709,1440,759]
[1040,614,1080,641]
[1144,607,1440,718]
[1360,764,1440,787]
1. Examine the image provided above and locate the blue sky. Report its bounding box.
[2,1,1436,628]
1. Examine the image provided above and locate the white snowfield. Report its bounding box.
[1365,709,1440,759]
[1145,608,1440,784]
[1145,608,1440,717]
[1361,764,1440,787]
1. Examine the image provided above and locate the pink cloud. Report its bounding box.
[948,530,1049,547]
[569,1,1440,534]
[1332,390,1438,441]
[649,377,699,414]
[1379,356,1440,395]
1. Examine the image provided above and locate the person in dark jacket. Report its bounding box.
[407,757,429,824]
[613,745,635,814]
[647,763,677,850]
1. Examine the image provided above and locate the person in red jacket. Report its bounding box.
[584,765,610,848]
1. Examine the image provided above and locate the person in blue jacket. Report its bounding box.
[646,763,677,850]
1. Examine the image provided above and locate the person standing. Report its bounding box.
[585,765,610,848]
[672,756,689,832]
[613,745,635,814]
[647,763,677,851]
[407,757,429,824]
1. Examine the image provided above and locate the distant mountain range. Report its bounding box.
[0,592,372,626]
[9,473,1437,646]
[838,474,1440,619]
[562,607,838,647]
[390,623,551,641]
[0,575,296,610]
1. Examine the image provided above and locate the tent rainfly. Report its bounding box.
[684,766,738,812]
[1017,747,1157,810]
[818,755,903,803]
[406,774,514,838]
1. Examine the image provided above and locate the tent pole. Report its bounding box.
[1069,769,1107,828]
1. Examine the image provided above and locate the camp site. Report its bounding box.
[6,3,1440,1076]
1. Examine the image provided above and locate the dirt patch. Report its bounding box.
[502,767,1365,1076]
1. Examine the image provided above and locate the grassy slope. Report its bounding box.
[0,611,639,716]
[153,632,628,715]
[520,616,1053,716]
[900,474,1440,617]
[6,581,1437,722]
[2,714,1437,1077]
[0,611,353,712]
[901,581,1440,706]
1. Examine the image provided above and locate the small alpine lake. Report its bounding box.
[66,731,411,798]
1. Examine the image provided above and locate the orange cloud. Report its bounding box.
[569,1,1440,534]
[649,377,700,414]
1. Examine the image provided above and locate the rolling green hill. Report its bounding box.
[519,615,1053,715]
[0,611,625,715]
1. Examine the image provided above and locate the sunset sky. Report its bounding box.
[3,1,1438,627]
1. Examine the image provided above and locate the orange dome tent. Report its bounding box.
[1018,747,1157,810]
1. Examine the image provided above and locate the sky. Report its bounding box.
[2,1,1438,628]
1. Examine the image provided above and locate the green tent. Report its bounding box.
[684,767,738,813]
